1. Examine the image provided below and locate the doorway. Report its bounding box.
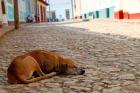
[1,0,6,14]
[65,9,70,19]
[106,8,110,18]
[84,14,87,19]
[96,11,99,18]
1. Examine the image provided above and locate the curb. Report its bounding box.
[0,28,15,39]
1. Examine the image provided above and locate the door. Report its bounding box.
[96,11,99,18]
[106,8,110,18]
[84,14,87,19]
[1,0,6,14]
[40,5,43,22]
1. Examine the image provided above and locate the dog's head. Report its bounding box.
[58,58,85,75]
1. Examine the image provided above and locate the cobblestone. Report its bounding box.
[0,21,140,92]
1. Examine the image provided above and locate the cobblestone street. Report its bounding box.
[1,20,140,93]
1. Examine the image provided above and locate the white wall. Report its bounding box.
[81,0,99,14]
[115,0,140,13]
[80,0,117,14]
[122,0,140,13]
[73,0,81,17]
[48,0,72,20]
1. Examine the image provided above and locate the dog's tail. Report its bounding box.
[18,72,56,84]
[18,76,46,84]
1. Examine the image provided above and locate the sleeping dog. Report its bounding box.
[7,50,85,84]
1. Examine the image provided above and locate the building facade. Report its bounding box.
[29,0,48,22]
[47,0,72,21]
[0,0,31,25]
[73,0,116,20]
[73,0,140,20]
[37,0,48,22]
[0,0,48,27]
[6,0,30,24]
[115,0,140,19]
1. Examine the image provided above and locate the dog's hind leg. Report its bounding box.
[36,65,46,76]
[18,75,46,84]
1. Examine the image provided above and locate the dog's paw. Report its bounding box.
[46,72,57,78]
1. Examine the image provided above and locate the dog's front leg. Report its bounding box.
[45,72,57,78]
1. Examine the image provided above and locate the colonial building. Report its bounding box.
[6,0,30,24]
[73,0,116,20]
[73,0,140,20]
[36,0,48,22]
[115,0,140,19]
[28,0,48,22]
[0,0,30,25]
[0,0,48,27]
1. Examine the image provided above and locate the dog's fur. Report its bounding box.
[7,50,85,84]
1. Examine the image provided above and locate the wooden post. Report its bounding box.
[13,0,19,29]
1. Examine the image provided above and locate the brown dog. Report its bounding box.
[7,50,85,84]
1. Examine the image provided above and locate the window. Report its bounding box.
[96,11,99,18]
[106,8,110,18]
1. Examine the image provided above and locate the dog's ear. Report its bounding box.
[56,63,68,74]
[61,63,68,72]
[62,63,68,68]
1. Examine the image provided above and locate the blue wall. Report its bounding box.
[25,0,30,18]
[6,0,30,21]
[99,8,107,18]
[7,5,14,20]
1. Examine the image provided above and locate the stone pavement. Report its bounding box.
[0,21,140,93]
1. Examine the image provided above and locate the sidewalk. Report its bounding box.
[59,19,140,38]
[0,26,14,37]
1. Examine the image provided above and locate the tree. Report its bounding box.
[13,0,19,29]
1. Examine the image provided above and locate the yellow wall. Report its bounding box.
[37,1,47,22]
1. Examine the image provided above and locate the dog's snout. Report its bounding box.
[80,69,85,75]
